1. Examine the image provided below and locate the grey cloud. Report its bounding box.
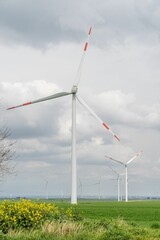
[85,90,160,132]
[0,0,85,47]
[95,0,160,45]
[0,0,160,47]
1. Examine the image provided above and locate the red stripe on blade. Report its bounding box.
[88,27,92,35]
[22,102,32,106]
[7,106,16,110]
[103,122,109,130]
[84,42,88,51]
[114,135,120,142]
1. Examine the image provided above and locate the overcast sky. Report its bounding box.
[0,0,160,199]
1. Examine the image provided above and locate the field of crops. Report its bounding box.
[55,199,160,226]
[1,199,160,240]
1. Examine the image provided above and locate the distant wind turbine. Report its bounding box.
[41,177,49,199]
[78,178,83,198]
[105,151,142,202]
[106,165,124,201]
[92,176,102,199]
[7,27,120,204]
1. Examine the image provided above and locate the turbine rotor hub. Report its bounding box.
[71,85,78,94]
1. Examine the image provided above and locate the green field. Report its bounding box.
[54,199,160,226]
[1,199,160,240]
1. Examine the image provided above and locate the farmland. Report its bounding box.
[55,199,160,226]
[1,199,160,240]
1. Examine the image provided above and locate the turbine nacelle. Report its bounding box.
[71,85,78,94]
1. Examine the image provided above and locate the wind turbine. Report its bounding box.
[106,165,124,201]
[105,151,142,202]
[7,27,120,204]
[78,178,83,198]
[40,176,49,199]
[92,176,102,199]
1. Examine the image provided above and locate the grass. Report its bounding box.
[1,199,160,239]
[3,218,160,240]
[54,199,160,226]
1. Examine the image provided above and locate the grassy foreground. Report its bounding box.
[1,199,160,240]
[3,218,160,240]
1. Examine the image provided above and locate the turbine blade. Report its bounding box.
[105,155,124,166]
[107,164,119,175]
[77,95,120,142]
[73,27,92,87]
[7,91,72,110]
[127,151,142,165]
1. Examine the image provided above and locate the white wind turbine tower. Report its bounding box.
[105,151,142,202]
[7,27,120,204]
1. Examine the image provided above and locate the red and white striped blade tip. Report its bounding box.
[7,92,72,110]
[84,27,92,52]
[102,123,120,142]
[76,95,120,142]
[114,135,120,142]
[7,102,32,110]
[88,27,92,35]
